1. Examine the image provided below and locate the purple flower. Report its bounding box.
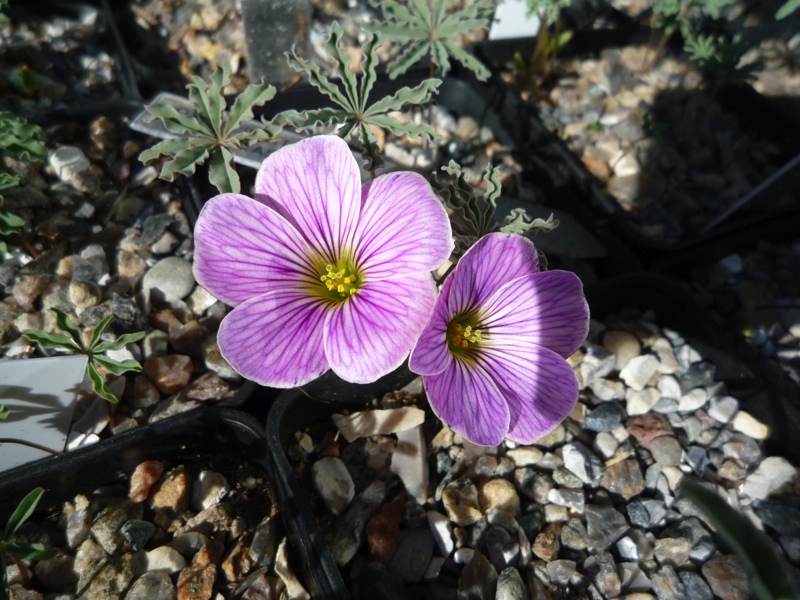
[193,135,453,387]
[409,233,589,446]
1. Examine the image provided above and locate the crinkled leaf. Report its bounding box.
[4,487,44,540]
[366,114,436,141]
[386,42,431,79]
[0,405,8,420]
[777,0,800,18]
[207,147,239,194]
[87,315,114,350]
[0,112,46,162]
[139,137,207,166]
[285,47,353,110]
[21,330,77,350]
[680,481,798,600]
[431,41,452,76]
[499,210,559,236]
[228,127,279,149]
[437,17,491,38]
[142,104,213,138]
[51,308,85,351]
[326,22,360,111]
[365,22,430,40]
[442,41,491,80]
[358,30,381,113]
[0,172,19,191]
[367,0,427,29]
[159,143,212,182]
[365,78,441,117]
[225,78,277,137]
[6,543,56,561]
[272,108,351,133]
[87,361,118,404]
[92,355,142,376]
[93,331,146,353]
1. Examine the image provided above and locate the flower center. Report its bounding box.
[319,263,360,301]
[447,314,483,355]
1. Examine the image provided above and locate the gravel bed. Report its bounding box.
[6,454,307,600]
[286,306,799,599]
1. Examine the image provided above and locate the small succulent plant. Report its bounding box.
[23,309,145,404]
[366,0,494,80]
[1,488,56,600]
[139,65,279,194]
[274,21,441,171]
[684,31,762,84]
[431,160,558,259]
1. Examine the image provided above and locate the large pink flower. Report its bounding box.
[409,233,589,446]
[193,135,453,387]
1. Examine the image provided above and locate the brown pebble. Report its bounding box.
[129,460,165,503]
[178,543,221,600]
[176,373,234,403]
[149,466,191,528]
[626,413,674,448]
[532,524,561,561]
[366,495,404,565]
[221,533,253,583]
[701,554,752,600]
[144,355,193,394]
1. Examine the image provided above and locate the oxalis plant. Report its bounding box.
[365,0,494,80]
[139,64,279,194]
[1,488,56,600]
[23,309,145,404]
[273,21,440,171]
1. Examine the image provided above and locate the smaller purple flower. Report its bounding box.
[409,233,590,446]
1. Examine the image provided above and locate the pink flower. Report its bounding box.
[193,135,453,387]
[409,233,589,446]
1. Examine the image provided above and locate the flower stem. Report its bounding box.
[0,439,62,456]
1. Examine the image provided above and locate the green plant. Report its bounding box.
[274,21,441,171]
[1,488,56,600]
[431,160,558,259]
[776,0,800,19]
[0,406,8,420]
[680,480,799,600]
[684,31,761,84]
[23,309,145,404]
[139,65,278,194]
[0,0,8,26]
[365,0,494,80]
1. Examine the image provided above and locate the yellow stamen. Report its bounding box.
[337,284,344,293]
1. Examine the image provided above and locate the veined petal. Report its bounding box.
[193,193,316,306]
[325,272,437,384]
[355,172,452,279]
[254,135,361,262]
[480,342,579,445]
[481,270,589,358]
[448,233,540,316]
[217,289,330,388]
[423,358,510,446]
[409,275,455,376]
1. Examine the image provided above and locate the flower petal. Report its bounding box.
[480,342,579,444]
[481,270,589,358]
[325,273,437,384]
[423,358,510,446]
[217,289,330,388]
[254,135,361,262]
[355,172,452,279]
[409,274,455,376]
[193,193,316,307]
[448,233,540,316]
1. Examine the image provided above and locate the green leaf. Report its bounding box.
[225,79,277,137]
[386,42,431,79]
[436,17,491,38]
[87,362,118,404]
[358,122,384,171]
[366,114,437,141]
[285,48,353,110]
[680,481,798,600]
[227,127,278,149]
[159,144,212,182]
[91,355,143,376]
[431,40,452,76]
[442,41,491,80]
[0,172,19,191]
[365,78,441,118]
[358,31,381,114]
[499,210,559,236]
[0,208,25,234]
[272,108,351,133]
[87,315,114,350]
[325,22,361,113]
[5,543,57,561]
[777,0,800,18]
[51,308,85,351]
[142,104,213,138]
[139,137,203,166]
[0,112,46,162]
[4,488,44,540]
[365,23,430,41]
[207,147,240,194]
[0,405,8,420]
[92,331,146,353]
[21,330,77,350]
